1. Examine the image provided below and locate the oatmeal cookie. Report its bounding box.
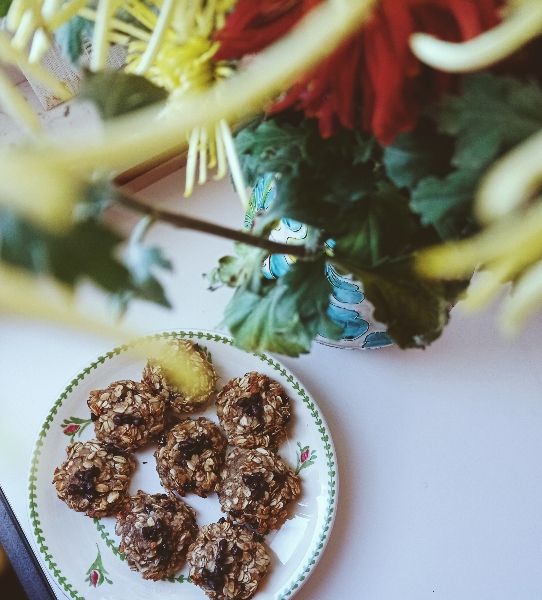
[115,490,198,580]
[216,372,290,448]
[88,380,165,451]
[53,439,135,517]
[187,520,270,600]
[155,417,227,497]
[219,447,301,535]
[143,339,217,416]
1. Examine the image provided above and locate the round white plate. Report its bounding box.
[29,330,339,600]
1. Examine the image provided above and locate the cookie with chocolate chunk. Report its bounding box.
[155,417,227,497]
[53,439,135,517]
[187,520,270,600]
[142,339,217,416]
[88,380,165,451]
[115,490,198,580]
[216,372,290,449]
[219,447,300,535]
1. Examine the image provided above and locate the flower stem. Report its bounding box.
[116,190,313,258]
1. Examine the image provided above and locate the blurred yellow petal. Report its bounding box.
[410,0,542,72]
[0,265,202,390]
[91,0,120,72]
[51,0,378,173]
[0,153,82,232]
[417,201,542,279]
[0,69,40,133]
[462,263,515,311]
[133,0,176,75]
[476,129,542,224]
[501,259,542,334]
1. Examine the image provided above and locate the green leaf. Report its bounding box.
[434,73,542,170]
[73,181,119,220]
[222,258,341,356]
[410,169,480,240]
[56,16,93,66]
[334,182,436,267]
[0,0,12,17]
[235,118,314,184]
[206,244,266,290]
[382,125,453,189]
[340,257,466,349]
[122,216,172,308]
[235,118,377,235]
[0,187,172,310]
[80,72,168,119]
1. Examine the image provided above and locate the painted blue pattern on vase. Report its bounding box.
[247,173,393,349]
[362,331,394,348]
[326,264,364,305]
[327,303,369,340]
[263,253,292,279]
[282,218,304,232]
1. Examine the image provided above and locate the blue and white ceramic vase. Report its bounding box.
[246,174,393,350]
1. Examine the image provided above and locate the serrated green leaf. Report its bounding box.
[121,216,172,309]
[73,181,119,220]
[410,169,480,240]
[382,125,453,189]
[223,257,341,356]
[206,244,266,290]
[334,182,436,267]
[435,73,542,170]
[340,257,466,349]
[235,118,314,184]
[235,118,376,235]
[0,186,172,310]
[80,72,168,119]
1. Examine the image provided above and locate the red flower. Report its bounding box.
[300,448,310,463]
[216,0,503,144]
[215,0,321,58]
[89,570,100,587]
[63,423,80,435]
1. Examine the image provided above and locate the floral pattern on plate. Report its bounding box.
[29,330,339,600]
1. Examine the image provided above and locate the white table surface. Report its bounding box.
[3,147,542,600]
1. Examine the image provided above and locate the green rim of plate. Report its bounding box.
[28,330,339,600]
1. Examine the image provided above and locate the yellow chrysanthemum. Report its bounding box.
[120,0,244,201]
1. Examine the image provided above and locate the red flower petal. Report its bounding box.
[216,0,503,143]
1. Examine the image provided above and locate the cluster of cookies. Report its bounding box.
[52,340,301,599]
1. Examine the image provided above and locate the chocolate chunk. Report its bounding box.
[164,501,177,513]
[141,519,170,543]
[273,472,287,487]
[242,473,268,501]
[238,395,264,421]
[201,568,224,593]
[176,434,210,460]
[112,413,144,427]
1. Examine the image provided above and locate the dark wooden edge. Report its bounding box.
[114,148,188,193]
[0,485,56,600]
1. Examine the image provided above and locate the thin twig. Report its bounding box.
[116,190,313,258]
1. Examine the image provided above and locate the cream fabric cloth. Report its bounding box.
[25,41,126,110]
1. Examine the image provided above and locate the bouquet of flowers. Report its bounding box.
[1,0,541,356]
